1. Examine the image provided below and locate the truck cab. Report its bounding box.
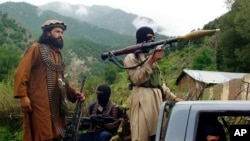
[155,101,250,141]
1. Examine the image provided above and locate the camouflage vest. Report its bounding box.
[140,64,162,88]
[129,53,163,88]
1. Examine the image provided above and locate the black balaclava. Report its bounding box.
[136,26,155,44]
[96,84,111,107]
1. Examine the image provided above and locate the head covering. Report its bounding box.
[41,19,67,31]
[201,124,220,136]
[196,123,221,141]
[96,84,111,107]
[136,26,155,43]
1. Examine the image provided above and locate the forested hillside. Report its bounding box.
[215,0,250,72]
[0,2,135,46]
[0,11,34,81]
[0,12,33,140]
[0,0,249,109]
[160,0,250,89]
[0,0,250,140]
[0,0,249,110]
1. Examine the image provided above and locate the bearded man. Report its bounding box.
[14,19,85,141]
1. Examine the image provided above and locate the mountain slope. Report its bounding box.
[0,12,34,80]
[0,2,135,47]
[38,1,166,36]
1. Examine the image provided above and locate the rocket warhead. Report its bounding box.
[178,29,220,41]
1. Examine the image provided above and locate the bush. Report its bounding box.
[0,126,22,141]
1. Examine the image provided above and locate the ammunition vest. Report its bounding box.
[129,53,163,89]
[140,64,162,88]
[91,101,118,119]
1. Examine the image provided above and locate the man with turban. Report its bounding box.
[14,19,85,141]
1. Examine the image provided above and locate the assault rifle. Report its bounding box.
[64,76,86,141]
[79,115,115,130]
[101,29,220,62]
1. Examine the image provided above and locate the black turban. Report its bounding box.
[136,26,155,43]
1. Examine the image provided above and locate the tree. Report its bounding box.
[235,44,250,72]
[225,0,235,10]
[233,0,250,41]
[0,45,21,81]
[103,67,119,84]
[192,47,216,70]
[216,0,250,72]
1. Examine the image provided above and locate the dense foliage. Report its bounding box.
[0,12,33,81]
[0,2,135,47]
[0,0,250,140]
[205,0,250,72]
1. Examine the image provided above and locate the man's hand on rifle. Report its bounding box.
[75,91,85,102]
[104,118,122,130]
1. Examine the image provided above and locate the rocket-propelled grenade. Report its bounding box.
[178,28,220,41]
[101,29,220,60]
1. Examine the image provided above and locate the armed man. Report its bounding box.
[78,84,123,141]
[101,26,219,141]
[14,19,85,141]
[123,26,183,141]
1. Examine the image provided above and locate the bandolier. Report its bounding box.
[39,44,68,136]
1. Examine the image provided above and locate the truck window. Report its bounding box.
[196,112,250,141]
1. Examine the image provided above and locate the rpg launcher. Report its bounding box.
[101,29,220,60]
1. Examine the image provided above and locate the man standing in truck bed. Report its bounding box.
[123,26,182,141]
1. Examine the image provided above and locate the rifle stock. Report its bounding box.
[101,29,220,60]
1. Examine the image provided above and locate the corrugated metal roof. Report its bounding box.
[183,69,249,84]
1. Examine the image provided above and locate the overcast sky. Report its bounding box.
[0,0,229,36]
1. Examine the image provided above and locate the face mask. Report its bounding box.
[96,84,111,107]
[97,94,109,107]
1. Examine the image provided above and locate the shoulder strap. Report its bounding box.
[90,102,98,115]
[111,103,119,119]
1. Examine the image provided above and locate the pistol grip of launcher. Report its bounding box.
[155,45,164,50]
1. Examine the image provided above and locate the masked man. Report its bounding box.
[78,84,122,141]
[123,26,182,141]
